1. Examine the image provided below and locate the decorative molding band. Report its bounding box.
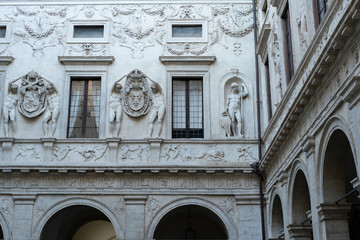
[0,56,14,65]
[58,56,115,65]
[256,24,271,63]
[159,56,216,65]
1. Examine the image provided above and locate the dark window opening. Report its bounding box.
[68,77,101,138]
[172,25,203,38]
[73,25,104,38]
[316,0,329,24]
[282,4,294,82]
[265,58,273,120]
[0,26,6,38]
[172,78,203,138]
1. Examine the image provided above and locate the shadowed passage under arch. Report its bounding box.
[40,205,116,240]
[153,205,228,240]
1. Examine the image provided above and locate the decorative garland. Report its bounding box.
[16,7,37,16]
[219,22,253,38]
[143,7,165,16]
[112,7,136,16]
[167,45,208,56]
[124,28,153,40]
[24,24,56,39]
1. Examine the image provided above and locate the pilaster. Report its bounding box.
[12,194,36,240]
[124,195,148,240]
[41,138,55,162]
[0,138,14,162]
[317,203,352,240]
[287,224,313,240]
[107,138,121,163]
[148,138,162,162]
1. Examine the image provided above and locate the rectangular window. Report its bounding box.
[282,5,294,82]
[172,78,203,138]
[0,26,6,38]
[68,77,101,138]
[172,25,203,38]
[73,25,104,38]
[316,0,329,24]
[265,58,273,120]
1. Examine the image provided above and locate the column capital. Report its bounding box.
[287,224,313,238]
[316,203,352,221]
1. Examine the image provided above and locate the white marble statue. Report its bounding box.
[3,84,19,138]
[109,82,123,138]
[148,82,165,138]
[226,83,248,137]
[42,84,60,137]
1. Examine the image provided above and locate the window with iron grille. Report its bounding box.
[316,0,329,24]
[172,78,203,138]
[265,58,273,120]
[68,77,101,138]
[282,4,294,82]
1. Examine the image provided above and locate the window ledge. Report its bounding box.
[159,56,216,65]
[58,56,114,65]
[0,56,14,65]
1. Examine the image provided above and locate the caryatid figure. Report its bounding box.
[42,84,60,137]
[3,84,18,137]
[109,82,123,137]
[226,82,248,137]
[148,83,165,138]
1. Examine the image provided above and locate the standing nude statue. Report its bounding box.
[109,82,123,137]
[226,82,248,137]
[3,84,18,137]
[42,84,60,137]
[148,83,165,138]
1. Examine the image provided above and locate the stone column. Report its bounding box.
[287,224,313,240]
[317,203,352,240]
[124,195,147,240]
[12,194,36,240]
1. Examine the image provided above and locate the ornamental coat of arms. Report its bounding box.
[18,71,47,118]
[122,69,151,117]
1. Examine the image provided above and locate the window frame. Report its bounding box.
[167,19,208,43]
[0,21,11,43]
[264,57,273,120]
[67,20,110,44]
[314,0,329,26]
[67,76,102,138]
[281,4,294,83]
[172,77,204,139]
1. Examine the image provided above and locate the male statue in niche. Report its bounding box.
[3,84,18,137]
[42,84,60,138]
[226,82,248,137]
[109,82,123,137]
[148,82,165,138]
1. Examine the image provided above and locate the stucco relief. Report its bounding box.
[15,144,41,162]
[67,43,108,56]
[220,197,236,215]
[8,6,68,56]
[119,144,150,162]
[52,144,107,163]
[146,197,160,218]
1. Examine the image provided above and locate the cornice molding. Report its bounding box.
[256,23,271,63]
[159,56,216,65]
[58,56,114,65]
[0,56,14,65]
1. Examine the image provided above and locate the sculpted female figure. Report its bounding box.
[148,83,165,138]
[109,82,123,137]
[3,84,19,137]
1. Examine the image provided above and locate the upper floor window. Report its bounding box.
[73,25,104,38]
[172,25,203,38]
[0,26,6,38]
[172,78,203,138]
[168,19,207,43]
[316,0,329,24]
[265,58,273,120]
[68,77,101,138]
[282,4,294,82]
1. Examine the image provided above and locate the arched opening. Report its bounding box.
[271,195,284,238]
[153,205,228,240]
[323,130,360,239]
[40,205,116,240]
[0,225,3,240]
[292,170,311,224]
